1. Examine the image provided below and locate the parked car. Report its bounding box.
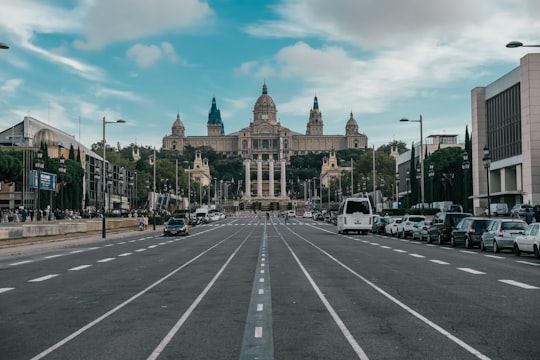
[286,210,297,218]
[163,217,189,236]
[513,223,540,258]
[303,211,313,218]
[484,202,509,217]
[385,218,402,236]
[427,212,473,244]
[510,203,534,218]
[397,215,426,239]
[481,219,527,252]
[411,221,430,241]
[372,216,390,234]
[450,217,491,248]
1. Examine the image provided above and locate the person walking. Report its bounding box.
[523,207,534,225]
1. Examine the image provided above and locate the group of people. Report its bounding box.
[138,215,149,230]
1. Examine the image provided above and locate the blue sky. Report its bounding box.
[1,0,539,151]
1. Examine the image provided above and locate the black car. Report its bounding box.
[163,217,189,236]
[427,212,472,244]
[372,216,390,234]
[450,217,492,248]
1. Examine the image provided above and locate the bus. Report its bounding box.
[336,196,373,235]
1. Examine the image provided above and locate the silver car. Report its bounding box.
[481,219,527,252]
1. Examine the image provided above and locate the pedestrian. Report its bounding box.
[523,207,534,225]
[285,213,289,224]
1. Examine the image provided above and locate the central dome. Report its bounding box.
[253,83,277,123]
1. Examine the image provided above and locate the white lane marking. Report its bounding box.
[257,304,264,311]
[29,274,59,282]
[254,327,263,338]
[430,260,450,265]
[460,250,477,254]
[89,247,100,250]
[104,244,114,247]
[280,236,369,360]
[118,242,127,244]
[484,255,504,259]
[97,258,115,263]
[147,237,249,360]
[70,250,84,254]
[0,287,15,294]
[457,268,486,275]
[10,260,33,266]
[69,265,92,271]
[369,242,380,246]
[148,245,158,249]
[261,263,265,267]
[260,270,265,274]
[259,278,264,283]
[516,260,540,267]
[30,233,234,360]
[135,249,147,252]
[409,254,425,258]
[44,254,63,259]
[258,289,264,295]
[380,245,391,249]
[499,279,540,289]
[441,247,453,251]
[118,253,132,257]
[393,249,407,253]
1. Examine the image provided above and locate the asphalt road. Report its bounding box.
[1,214,539,359]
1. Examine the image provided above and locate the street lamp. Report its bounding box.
[34,149,44,217]
[462,152,470,212]
[406,168,410,209]
[506,41,540,48]
[102,116,126,238]
[58,154,66,216]
[482,145,491,218]
[395,172,400,208]
[184,161,191,215]
[428,164,435,207]
[400,115,424,210]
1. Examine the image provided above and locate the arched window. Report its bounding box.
[354,139,359,148]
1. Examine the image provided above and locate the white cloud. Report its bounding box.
[95,87,145,102]
[74,0,214,50]
[0,79,24,94]
[126,42,179,68]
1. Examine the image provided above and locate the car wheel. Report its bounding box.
[514,243,521,256]
[450,236,456,247]
[481,240,486,251]
[534,245,540,259]
[493,241,500,253]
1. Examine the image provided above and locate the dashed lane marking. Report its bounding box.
[68,265,92,271]
[499,280,539,289]
[29,274,59,282]
[457,268,486,275]
[0,287,15,294]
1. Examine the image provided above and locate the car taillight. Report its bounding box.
[497,228,503,237]
[442,224,447,231]
[469,226,475,234]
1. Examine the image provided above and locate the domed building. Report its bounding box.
[162,83,368,203]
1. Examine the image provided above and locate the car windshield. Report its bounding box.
[169,219,185,225]
[502,222,527,230]
[409,217,425,222]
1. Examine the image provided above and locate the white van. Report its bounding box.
[484,203,509,217]
[337,197,373,235]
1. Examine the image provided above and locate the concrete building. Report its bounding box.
[471,53,540,213]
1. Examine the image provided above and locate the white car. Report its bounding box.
[397,215,426,239]
[513,223,540,258]
[303,211,313,218]
[385,217,402,236]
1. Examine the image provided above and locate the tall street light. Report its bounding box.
[58,154,66,216]
[34,149,44,217]
[428,164,435,207]
[184,161,191,216]
[462,152,470,212]
[400,115,424,211]
[482,145,491,218]
[102,116,126,238]
[506,41,540,48]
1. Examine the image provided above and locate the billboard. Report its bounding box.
[29,170,57,191]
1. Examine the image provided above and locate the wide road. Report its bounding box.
[1,214,539,359]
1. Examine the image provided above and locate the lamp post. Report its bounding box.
[94,166,101,214]
[184,161,191,215]
[395,173,400,208]
[406,168,410,209]
[400,115,424,210]
[482,145,491,218]
[462,152,470,212]
[416,162,421,206]
[34,149,44,217]
[506,41,540,48]
[102,116,126,238]
[428,164,435,207]
[58,154,66,217]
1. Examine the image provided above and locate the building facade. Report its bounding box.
[471,53,540,213]
[162,83,369,205]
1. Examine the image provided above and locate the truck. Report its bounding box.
[195,207,209,223]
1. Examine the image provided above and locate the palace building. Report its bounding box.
[162,83,369,206]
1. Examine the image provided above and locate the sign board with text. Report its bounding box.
[29,170,57,191]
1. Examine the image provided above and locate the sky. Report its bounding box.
[1,0,539,152]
